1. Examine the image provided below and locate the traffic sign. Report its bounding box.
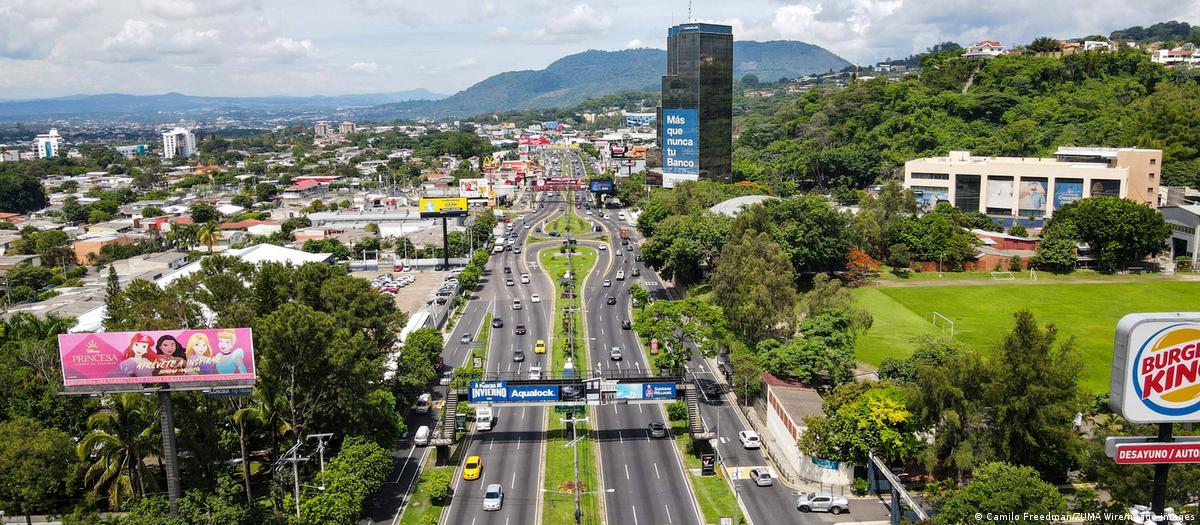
[554,405,584,415]
[1115,442,1200,464]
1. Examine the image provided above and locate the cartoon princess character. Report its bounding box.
[185,333,217,375]
[153,335,187,376]
[118,333,158,377]
[213,330,248,374]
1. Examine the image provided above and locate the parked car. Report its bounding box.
[739,430,761,449]
[439,370,454,386]
[750,467,774,486]
[796,492,849,514]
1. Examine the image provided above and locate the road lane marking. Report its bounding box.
[654,462,660,479]
[517,436,521,450]
[624,463,630,480]
[511,471,516,489]
[664,504,672,523]
[632,505,638,525]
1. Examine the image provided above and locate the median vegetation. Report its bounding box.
[537,244,597,374]
[542,414,602,525]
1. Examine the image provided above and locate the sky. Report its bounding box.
[1,0,1198,100]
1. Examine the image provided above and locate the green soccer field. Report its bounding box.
[853,281,1200,393]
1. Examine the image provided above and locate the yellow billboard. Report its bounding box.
[418,197,469,218]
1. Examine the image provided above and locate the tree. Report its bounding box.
[0,417,74,525]
[730,195,852,277]
[230,193,254,209]
[988,310,1082,481]
[34,230,74,267]
[76,394,159,508]
[62,197,90,224]
[0,172,49,214]
[756,310,858,387]
[894,202,981,269]
[301,436,393,524]
[798,382,919,464]
[189,203,219,224]
[628,283,651,310]
[633,297,729,370]
[1039,197,1169,271]
[851,181,918,259]
[6,264,55,293]
[254,183,279,203]
[1027,36,1062,53]
[141,206,165,218]
[938,462,1067,524]
[1031,236,1077,270]
[711,230,797,342]
[197,222,221,254]
[639,212,729,287]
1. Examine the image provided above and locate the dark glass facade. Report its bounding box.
[661,23,732,183]
[954,174,981,212]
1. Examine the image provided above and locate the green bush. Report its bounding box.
[1008,256,1022,272]
[851,478,870,496]
[300,436,393,524]
[666,401,687,422]
[426,469,453,503]
[420,512,440,525]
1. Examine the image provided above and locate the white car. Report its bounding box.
[512,300,523,310]
[750,467,773,487]
[597,244,607,251]
[530,294,541,303]
[615,270,625,281]
[603,279,612,287]
[528,366,542,380]
[739,430,761,449]
[610,347,623,361]
[482,484,504,511]
[520,273,530,284]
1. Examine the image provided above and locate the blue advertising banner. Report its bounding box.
[1053,180,1083,209]
[589,180,615,194]
[469,381,508,402]
[662,109,699,175]
[643,383,677,400]
[625,114,655,127]
[508,385,560,402]
[812,458,840,470]
[614,383,644,400]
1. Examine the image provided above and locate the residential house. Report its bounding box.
[962,40,1004,58]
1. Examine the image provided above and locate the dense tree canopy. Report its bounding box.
[1039,196,1170,271]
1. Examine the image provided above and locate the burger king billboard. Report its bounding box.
[1112,313,1200,423]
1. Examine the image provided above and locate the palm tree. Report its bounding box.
[230,400,266,504]
[167,223,198,250]
[197,222,221,254]
[76,394,159,508]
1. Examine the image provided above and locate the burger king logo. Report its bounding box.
[1133,324,1200,416]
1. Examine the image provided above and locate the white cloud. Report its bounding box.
[625,39,643,49]
[489,26,512,41]
[141,0,261,20]
[349,61,379,73]
[0,0,99,59]
[255,37,315,61]
[166,29,221,53]
[454,56,479,68]
[524,4,614,44]
[102,19,156,51]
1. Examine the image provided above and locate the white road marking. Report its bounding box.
[654,462,661,479]
[489,436,494,450]
[511,471,516,489]
[471,518,476,525]
[516,436,521,450]
[638,404,643,414]
[618,429,623,443]
[632,505,638,525]
[665,504,673,523]
[522,407,526,419]
[624,463,630,480]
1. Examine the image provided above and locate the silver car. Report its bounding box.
[749,467,773,487]
[482,483,503,511]
[796,492,849,514]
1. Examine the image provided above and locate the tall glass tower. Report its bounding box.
[660,23,733,187]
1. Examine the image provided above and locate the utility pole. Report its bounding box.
[307,433,333,477]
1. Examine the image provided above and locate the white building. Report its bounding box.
[1083,40,1117,52]
[1151,45,1200,66]
[339,121,356,134]
[314,121,331,136]
[34,129,64,158]
[961,40,1004,58]
[161,127,197,159]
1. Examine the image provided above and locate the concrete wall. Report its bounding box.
[764,389,854,486]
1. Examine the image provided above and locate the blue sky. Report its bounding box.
[1,0,1197,99]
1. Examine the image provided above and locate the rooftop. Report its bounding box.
[708,195,777,217]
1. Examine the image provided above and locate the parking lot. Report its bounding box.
[350,269,458,315]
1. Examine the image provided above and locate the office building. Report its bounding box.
[34,129,64,158]
[114,144,148,158]
[161,127,197,159]
[314,121,331,136]
[659,22,732,187]
[903,148,1162,226]
[339,121,356,134]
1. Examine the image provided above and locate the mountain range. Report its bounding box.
[0,40,850,122]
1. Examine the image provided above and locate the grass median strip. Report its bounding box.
[396,454,451,525]
[669,418,744,524]
[543,413,601,525]
[538,244,597,374]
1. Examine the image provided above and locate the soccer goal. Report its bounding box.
[928,311,956,338]
[990,271,1015,280]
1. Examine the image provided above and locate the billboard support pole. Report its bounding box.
[157,391,182,516]
[441,217,450,270]
[1152,423,1172,514]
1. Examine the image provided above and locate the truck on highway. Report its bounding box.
[619,226,631,240]
[476,406,494,431]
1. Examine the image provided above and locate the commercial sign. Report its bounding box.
[625,113,656,127]
[614,383,644,400]
[59,328,256,392]
[985,177,1014,209]
[1111,313,1200,423]
[812,458,840,470]
[662,108,699,176]
[643,383,677,400]
[912,186,949,210]
[418,197,469,218]
[470,381,508,402]
[1053,180,1083,209]
[459,178,491,199]
[609,142,627,158]
[1017,179,1048,213]
[589,180,615,194]
[1115,442,1200,464]
[508,385,560,402]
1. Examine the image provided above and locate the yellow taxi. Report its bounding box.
[463,455,482,480]
[534,339,547,354]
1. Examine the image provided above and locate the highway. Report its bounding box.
[577,195,703,521]
[589,201,814,525]
[442,193,562,525]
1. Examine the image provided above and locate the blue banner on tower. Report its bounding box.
[662,109,699,175]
